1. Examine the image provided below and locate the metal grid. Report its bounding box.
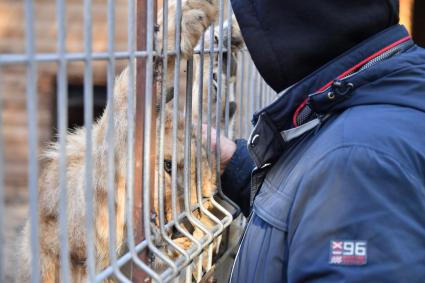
[0,0,275,282]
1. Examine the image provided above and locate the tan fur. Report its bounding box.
[192,17,244,128]
[16,0,244,281]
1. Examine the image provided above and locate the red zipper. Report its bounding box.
[292,35,412,127]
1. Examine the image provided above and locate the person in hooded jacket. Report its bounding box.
[209,0,425,282]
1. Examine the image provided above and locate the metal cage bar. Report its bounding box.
[24,0,41,282]
[215,0,241,218]
[206,24,215,167]
[0,68,4,283]
[0,49,227,66]
[170,0,205,265]
[223,1,233,138]
[56,0,72,280]
[83,0,96,281]
[105,1,131,282]
[155,0,191,278]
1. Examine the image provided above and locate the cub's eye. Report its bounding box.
[164,160,172,174]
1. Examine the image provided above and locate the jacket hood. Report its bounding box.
[231,0,399,92]
[253,25,425,132]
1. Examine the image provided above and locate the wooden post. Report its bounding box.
[134,0,157,281]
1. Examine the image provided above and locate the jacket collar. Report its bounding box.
[252,24,412,132]
[248,25,416,169]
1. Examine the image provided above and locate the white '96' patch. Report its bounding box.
[329,240,367,265]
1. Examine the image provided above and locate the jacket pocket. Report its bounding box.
[253,178,292,232]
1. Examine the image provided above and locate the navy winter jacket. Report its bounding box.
[221,25,425,282]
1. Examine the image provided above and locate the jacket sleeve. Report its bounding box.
[287,146,425,283]
[221,139,256,217]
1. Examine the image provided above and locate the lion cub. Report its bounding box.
[16,0,220,282]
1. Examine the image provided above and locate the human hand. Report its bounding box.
[201,124,236,174]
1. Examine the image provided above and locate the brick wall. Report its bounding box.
[1,1,131,280]
[400,0,414,32]
[0,0,130,202]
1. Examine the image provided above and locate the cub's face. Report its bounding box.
[155,110,217,222]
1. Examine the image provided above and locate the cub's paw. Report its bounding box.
[181,0,218,58]
[174,236,193,250]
